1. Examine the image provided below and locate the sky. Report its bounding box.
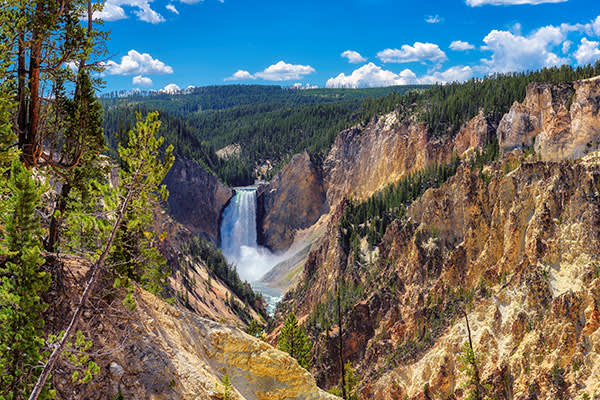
[96,0,600,93]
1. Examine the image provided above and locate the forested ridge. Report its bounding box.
[102,63,600,188]
[102,85,427,186]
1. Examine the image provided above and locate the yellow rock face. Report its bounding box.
[323,113,454,206]
[498,78,600,161]
[51,270,338,400]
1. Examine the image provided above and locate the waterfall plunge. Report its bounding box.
[220,187,284,312]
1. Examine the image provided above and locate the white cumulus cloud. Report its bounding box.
[377,42,447,64]
[93,2,126,21]
[466,0,567,5]
[255,61,316,81]
[480,25,568,73]
[574,38,600,65]
[166,4,179,14]
[224,70,256,81]
[341,50,367,64]
[224,62,315,82]
[160,83,181,94]
[104,50,174,75]
[450,40,475,51]
[94,0,165,24]
[132,75,153,87]
[594,16,600,36]
[326,63,417,88]
[418,66,474,84]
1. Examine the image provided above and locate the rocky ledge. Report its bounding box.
[498,77,600,161]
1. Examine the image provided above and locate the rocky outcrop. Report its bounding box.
[163,158,233,244]
[257,151,327,252]
[279,154,600,399]
[323,113,455,206]
[48,258,337,400]
[498,78,600,161]
[453,110,492,156]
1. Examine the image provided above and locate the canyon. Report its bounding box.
[263,78,600,398]
[55,77,600,399]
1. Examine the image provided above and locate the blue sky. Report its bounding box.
[97,0,600,93]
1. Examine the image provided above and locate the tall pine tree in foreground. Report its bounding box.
[0,161,53,399]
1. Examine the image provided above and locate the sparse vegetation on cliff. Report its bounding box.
[181,235,266,319]
[339,154,461,248]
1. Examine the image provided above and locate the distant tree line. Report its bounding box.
[103,63,600,187]
[101,85,423,186]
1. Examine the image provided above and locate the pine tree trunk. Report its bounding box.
[24,37,41,167]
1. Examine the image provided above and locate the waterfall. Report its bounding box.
[220,188,258,261]
[220,187,283,313]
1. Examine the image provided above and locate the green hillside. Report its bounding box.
[101,85,428,186]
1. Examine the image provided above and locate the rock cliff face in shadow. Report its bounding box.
[257,151,328,252]
[163,158,233,244]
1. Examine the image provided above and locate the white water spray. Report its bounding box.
[220,187,283,313]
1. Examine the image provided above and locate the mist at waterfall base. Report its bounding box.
[219,188,285,314]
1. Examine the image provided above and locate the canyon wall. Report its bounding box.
[48,257,337,400]
[163,158,233,244]
[498,77,600,161]
[257,151,328,252]
[274,78,600,399]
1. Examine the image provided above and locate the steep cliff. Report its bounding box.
[498,77,600,161]
[273,78,600,399]
[259,110,492,288]
[279,154,600,399]
[257,151,328,252]
[323,113,454,206]
[163,158,233,244]
[47,256,338,400]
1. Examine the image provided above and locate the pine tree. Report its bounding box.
[278,312,312,370]
[0,160,53,400]
[28,111,174,400]
[46,72,107,252]
[109,111,174,297]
